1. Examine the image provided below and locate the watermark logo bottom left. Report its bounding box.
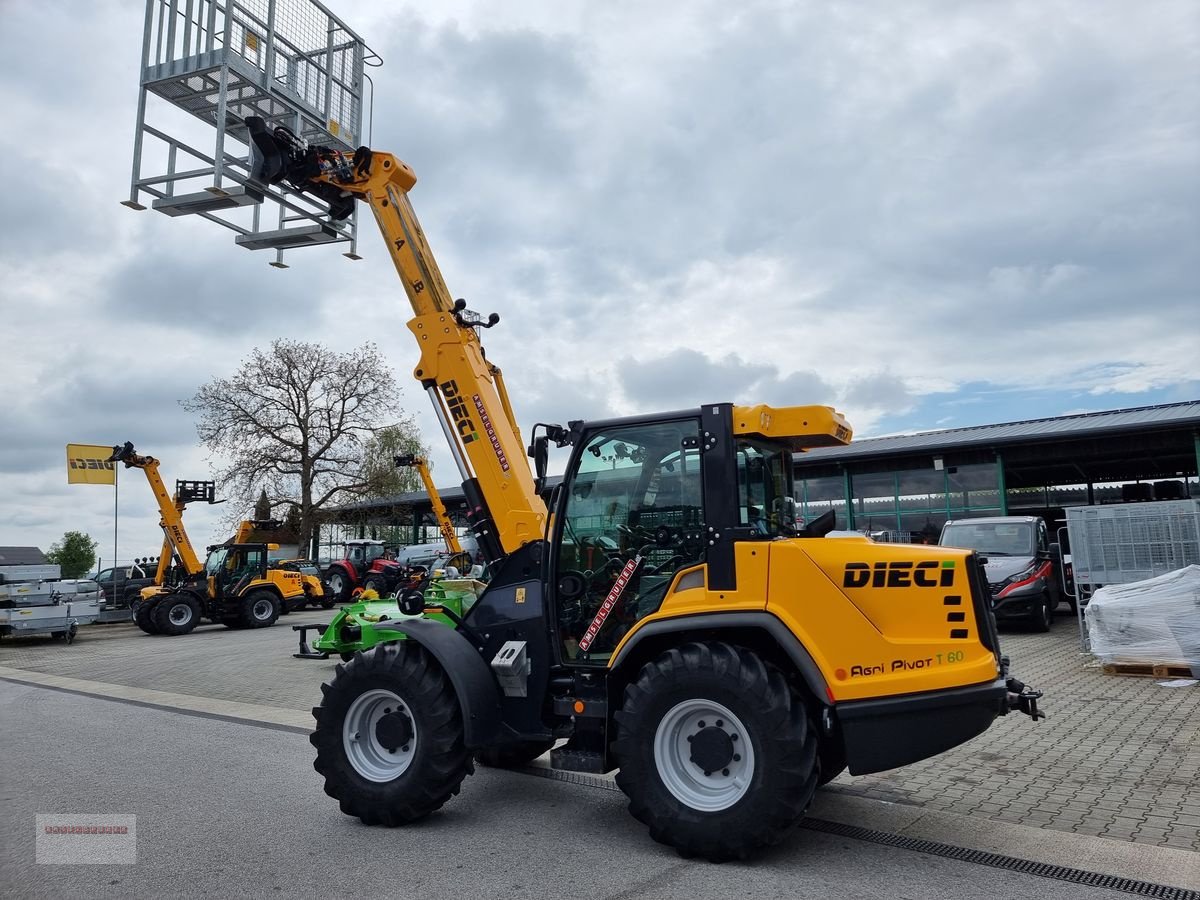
[36,815,137,865]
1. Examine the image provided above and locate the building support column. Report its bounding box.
[996,451,1008,515]
[843,467,855,530]
[1194,431,1200,494]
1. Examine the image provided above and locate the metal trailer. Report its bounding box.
[0,579,102,641]
[1063,499,1200,649]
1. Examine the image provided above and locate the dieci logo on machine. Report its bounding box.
[439,380,479,445]
[842,560,955,589]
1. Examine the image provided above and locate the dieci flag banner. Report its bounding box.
[66,444,117,485]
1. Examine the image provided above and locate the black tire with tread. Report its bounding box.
[362,575,387,596]
[134,598,161,634]
[1033,592,1053,632]
[152,593,202,636]
[475,739,555,769]
[311,642,473,825]
[239,590,280,629]
[613,641,819,861]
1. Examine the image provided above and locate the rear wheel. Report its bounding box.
[614,642,819,861]
[240,591,280,629]
[153,593,202,636]
[311,642,473,825]
[475,739,555,769]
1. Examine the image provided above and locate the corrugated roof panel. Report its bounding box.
[796,401,1200,462]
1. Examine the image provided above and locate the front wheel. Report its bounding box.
[153,593,202,636]
[326,571,351,604]
[362,576,388,597]
[134,598,161,634]
[613,642,819,861]
[240,591,280,629]
[1033,592,1053,632]
[311,642,473,825]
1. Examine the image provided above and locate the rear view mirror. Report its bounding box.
[530,435,549,493]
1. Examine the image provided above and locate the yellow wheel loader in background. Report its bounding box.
[110,443,326,635]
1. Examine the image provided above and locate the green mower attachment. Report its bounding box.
[292,577,485,660]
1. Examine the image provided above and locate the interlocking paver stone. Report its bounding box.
[2,609,1197,850]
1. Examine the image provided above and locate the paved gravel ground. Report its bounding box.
[2,607,1198,852]
[0,684,1154,900]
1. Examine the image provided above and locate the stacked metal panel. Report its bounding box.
[1067,499,1200,589]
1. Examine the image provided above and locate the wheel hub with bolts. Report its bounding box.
[168,602,193,626]
[252,597,274,621]
[343,689,418,782]
[653,698,755,812]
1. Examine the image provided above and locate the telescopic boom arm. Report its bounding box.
[394,453,463,555]
[108,442,204,576]
[246,118,546,561]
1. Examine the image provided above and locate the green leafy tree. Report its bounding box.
[45,531,99,579]
[360,422,428,500]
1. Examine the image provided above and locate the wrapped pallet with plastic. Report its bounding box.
[1085,565,1200,670]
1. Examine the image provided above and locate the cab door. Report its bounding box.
[551,418,705,665]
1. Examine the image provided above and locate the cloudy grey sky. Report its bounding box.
[0,0,1196,564]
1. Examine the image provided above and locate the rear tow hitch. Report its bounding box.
[1006,677,1045,721]
[293,623,329,659]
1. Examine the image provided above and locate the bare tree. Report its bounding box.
[184,339,407,555]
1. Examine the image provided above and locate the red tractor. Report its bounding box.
[323,539,413,602]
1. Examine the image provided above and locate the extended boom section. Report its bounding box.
[245,118,545,560]
[109,442,204,576]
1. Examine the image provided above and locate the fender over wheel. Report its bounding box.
[613,642,819,861]
[311,642,473,825]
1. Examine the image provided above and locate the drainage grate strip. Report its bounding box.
[801,819,1198,900]
[515,765,1197,900]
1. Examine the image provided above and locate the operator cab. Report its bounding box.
[541,404,824,664]
[205,544,268,597]
[342,539,387,577]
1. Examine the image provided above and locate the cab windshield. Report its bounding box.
[205,548,229,576]
[941,522,1034,557]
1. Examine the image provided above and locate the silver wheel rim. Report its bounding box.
[343,689,418,782]
[330,574,345,595]
[168,602,193,626]
[252,597,274,621]
[653,698,755,812]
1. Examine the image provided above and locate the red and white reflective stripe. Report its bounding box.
[578,555,642,652]
[997,561,1052,598]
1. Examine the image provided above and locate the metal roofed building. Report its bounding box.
[792,401,1200,541]
[318,401,1200,554]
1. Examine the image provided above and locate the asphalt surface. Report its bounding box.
[0,683,1166,900]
